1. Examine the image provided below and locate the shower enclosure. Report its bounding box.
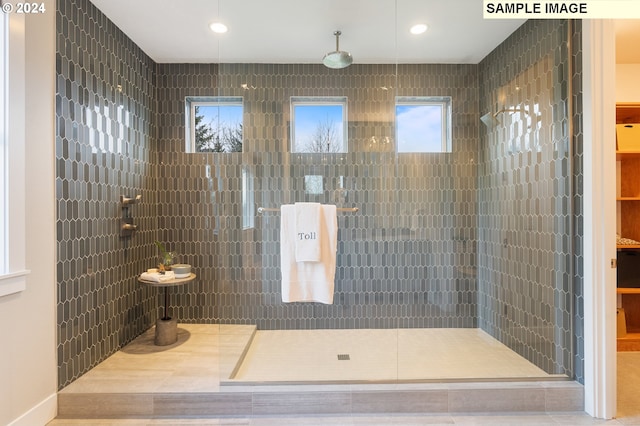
[55,0,581,389]
[154,15,577,385]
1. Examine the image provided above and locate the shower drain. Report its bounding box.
[337,354,350,360]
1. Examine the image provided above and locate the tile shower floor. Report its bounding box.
[60,324,256,394]
[61,324,560,393]
[228,328,558,384]
[57,324,582,419]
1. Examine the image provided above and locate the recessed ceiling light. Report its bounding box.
[209,22,228,33]
[410,24,428,35]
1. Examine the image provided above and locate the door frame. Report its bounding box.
[581,19,617,419]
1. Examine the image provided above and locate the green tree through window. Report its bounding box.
[194,106,221,152]
[187,97,243,153]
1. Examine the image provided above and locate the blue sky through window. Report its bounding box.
[198,104,243,129]
[396,104,444,153]
[292,102,345,153]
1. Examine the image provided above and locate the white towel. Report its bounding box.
[140,271,175,282]
[281,204,337,304]
[294,202,322,262]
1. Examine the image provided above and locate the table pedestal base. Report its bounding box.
[155,317,178,346]
[138,273,196,346]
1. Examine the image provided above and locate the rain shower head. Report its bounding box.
[323,30,353,69]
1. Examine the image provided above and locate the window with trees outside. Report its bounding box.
[396,96,452,153]
[291,97,347,153]
[185,96,243,153]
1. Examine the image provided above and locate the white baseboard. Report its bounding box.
[8,392,57,426]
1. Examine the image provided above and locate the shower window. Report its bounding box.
[185,96,243,153]
[395,96,452,153]
[0,11,29,296]
[290,96,348,153]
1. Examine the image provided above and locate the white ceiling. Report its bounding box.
[87,1,640,65]
[88,0,526,64]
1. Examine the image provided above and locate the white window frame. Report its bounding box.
[0,11,30,296]
[290,96,348,153]
[395,96,452,153]
[185,96,243,153]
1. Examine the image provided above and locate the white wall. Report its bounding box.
[616,64,640,102]
[0,1,57,424]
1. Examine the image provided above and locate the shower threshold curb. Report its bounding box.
[57,380,584,418]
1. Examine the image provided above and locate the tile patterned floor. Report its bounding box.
[49,325,640,424]
[59,324,256,394]
[60,324,559,394]
[229,328,555,384]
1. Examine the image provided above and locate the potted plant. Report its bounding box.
[155,240,176,272]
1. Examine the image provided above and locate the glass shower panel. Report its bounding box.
[206,4,574,384]
[477,20,574,377]
[211,0,405,384]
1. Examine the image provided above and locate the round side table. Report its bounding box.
[138,273,196,345]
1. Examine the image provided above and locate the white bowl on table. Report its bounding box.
[172,264,191,278]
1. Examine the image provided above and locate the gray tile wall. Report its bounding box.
[56,0,158,388]
[477,20,581,377]
[155,63,479,330]
[56,0,581,389]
